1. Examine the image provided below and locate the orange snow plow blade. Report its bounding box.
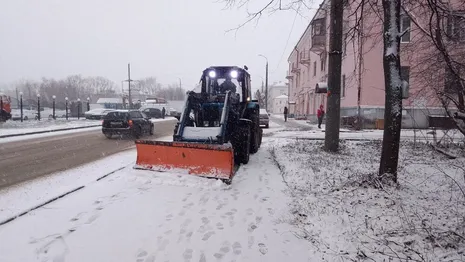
[134,140,235,180]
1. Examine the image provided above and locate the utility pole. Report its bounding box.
[259,54,269,111]
[324,0,344,152]
[123,63,133,109]
[128,63,132,109]
[265,62,269,111]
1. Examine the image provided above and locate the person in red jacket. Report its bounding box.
[317,104,325,129]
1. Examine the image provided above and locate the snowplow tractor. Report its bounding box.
[134,66,263,183]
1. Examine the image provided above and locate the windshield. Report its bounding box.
[104,111,128,120]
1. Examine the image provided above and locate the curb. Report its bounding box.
[0,125,101,139]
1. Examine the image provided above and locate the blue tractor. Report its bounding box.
[135,66,263,183]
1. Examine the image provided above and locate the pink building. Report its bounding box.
[287,0,465,128]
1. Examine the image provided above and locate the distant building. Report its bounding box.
[272,95,288,114]
[265,82,288,113]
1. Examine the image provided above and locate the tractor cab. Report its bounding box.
[200,66,252,104]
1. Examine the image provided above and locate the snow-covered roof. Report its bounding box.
[97,98,121,104]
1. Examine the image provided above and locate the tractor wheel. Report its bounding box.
[239,125,251,164]
[249,112,260,154]
[258,127,263,147]
[232,121,251,165]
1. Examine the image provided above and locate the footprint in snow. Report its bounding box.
[248,236,255,249]
[216,222,224,230]
[258,243,268,254]
[248,223,257,233]
[136,249,155,262]
[232,242,242,255]
[201,217,210,224]
[199,252,207,262]
[202,231,215,241]
[183,249,193,262]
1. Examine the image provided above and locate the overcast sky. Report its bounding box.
[0,0,316,91]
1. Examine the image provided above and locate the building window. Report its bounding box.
[447,13,465,42]
[400,15,411,43]
[313,61,317,76]
[444,66,462,94]
[400,66,410,83]
[342,74,346,97]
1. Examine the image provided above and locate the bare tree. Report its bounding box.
[378,0,403,182]
[138,77,160,95]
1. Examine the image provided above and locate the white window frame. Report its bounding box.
[400,14,411,43]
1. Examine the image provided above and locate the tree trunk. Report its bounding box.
[324,0,344,152]
[379,0,403,182]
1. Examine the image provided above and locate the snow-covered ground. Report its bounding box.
[1,120,464,261]
[270,138,465,261]
[0,126,310,261]
[279,117,465,143]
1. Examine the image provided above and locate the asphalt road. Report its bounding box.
[0,119,177,189]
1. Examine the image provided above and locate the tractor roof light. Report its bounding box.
[208,70,216,78]
[230,70,238,78]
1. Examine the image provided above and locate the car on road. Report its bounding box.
[102,110,154,139]
[259,108,269,128]
[140,107,163,119]
[85,108,115,120]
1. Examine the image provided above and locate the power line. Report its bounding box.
[272,8,300,74]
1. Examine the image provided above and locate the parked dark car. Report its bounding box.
[259,109,269,128]
[102,110,153,139]
[141,107,163,119]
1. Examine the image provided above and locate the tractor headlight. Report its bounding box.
[230,70,238,78]
[208,70,216,78]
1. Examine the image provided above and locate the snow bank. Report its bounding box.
[271,138,465,261]
[0,119,100,136]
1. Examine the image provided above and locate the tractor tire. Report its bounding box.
[258,127,263,147]
[232,120,251,165]
[239,124,251,164]
[249,111,260,154]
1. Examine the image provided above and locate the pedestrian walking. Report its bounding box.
[283,106,288,122]
[317,104,325,129]
[161,107,165,119]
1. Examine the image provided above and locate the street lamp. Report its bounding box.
[77,98,81,120]
[65,97,69,120]
[37,93,41,121]
[258,54,269,111]
[52,95,56,120]
[19,92,23,122]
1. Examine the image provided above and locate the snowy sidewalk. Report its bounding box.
[0,135,312,261]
